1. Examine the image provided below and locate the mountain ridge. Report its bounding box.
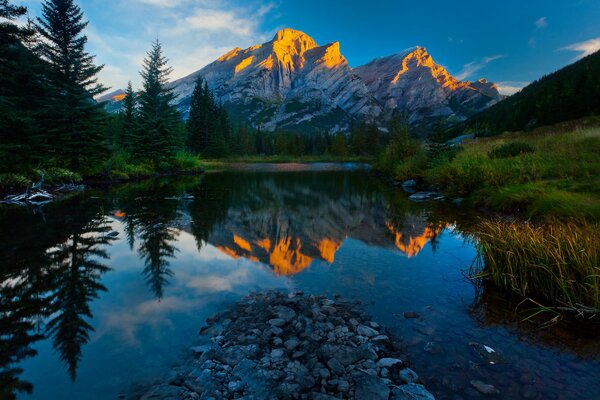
[104,28,503,134]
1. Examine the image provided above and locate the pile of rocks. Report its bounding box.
[139,290,435,400]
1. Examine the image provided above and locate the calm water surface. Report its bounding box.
[1,164,598,400]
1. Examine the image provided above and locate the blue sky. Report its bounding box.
[17,0,600,94]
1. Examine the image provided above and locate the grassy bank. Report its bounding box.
[470,220,600,320]
[0,152,204,195]
[203,154,372,164]
[377,118,600,221]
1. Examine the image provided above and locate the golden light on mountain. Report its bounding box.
[386,222,445,258]
[269,237,313,276]
[318,238,342,263]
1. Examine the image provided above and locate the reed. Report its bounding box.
[471,219,600,319]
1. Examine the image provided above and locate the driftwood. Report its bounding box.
[0,170,85,206]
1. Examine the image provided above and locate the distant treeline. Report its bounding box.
[442,49,600,140]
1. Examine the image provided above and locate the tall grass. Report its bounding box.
[471,219,600,318]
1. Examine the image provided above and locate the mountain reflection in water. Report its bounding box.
[1,168,598,400]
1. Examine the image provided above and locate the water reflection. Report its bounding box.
[0,169,598,400]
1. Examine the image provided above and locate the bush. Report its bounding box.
[488,141,535,159]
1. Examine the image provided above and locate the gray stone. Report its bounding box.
[372,335,390,343]
[357,324,379,337]
[391,383,436,399]
[408,192,445,202]
[326,358,344,376]
[403,311,421,319]
[469,342,504,365]
[470,380,500,395]
[398,368,419,384]
[377,358,403,368]
[271,348,285,359]
[355,374,390,399]
[284,339,300,351]
[268,318,286,327]
[337,379,350,392]
[424,341,444,355]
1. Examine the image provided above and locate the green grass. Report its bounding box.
[470,219,600,319]
[203,154,372,165]
[100,151,202,180]
[378,119,600,220]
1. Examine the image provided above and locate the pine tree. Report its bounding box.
[186,76,210,153]
[0,0,54,173]
[36,0,108,172]
[119,81,137,150]
[136,39,181,166]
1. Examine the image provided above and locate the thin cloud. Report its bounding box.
[535,17,547,30]
[455,55,504,81]
[561,37,600,60]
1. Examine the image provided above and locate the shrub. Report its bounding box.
[488,141,535,159]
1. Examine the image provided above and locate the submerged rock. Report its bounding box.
[408,192,445,202]
[137,290,436,399]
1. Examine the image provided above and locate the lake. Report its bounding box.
[1,164,599,400]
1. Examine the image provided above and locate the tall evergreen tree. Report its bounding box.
[136,39,180,165]
[186,76,210,153]
[118,81,137,150]
[36,0,108,172]
[0,0,54,173]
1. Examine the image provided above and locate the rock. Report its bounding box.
[326,358,344,376]
[271,348,285,359]
[408,192,445,202]
[403,312,421,319]
[372,335,390,343]
[355,374,390,399]
[398,368,419,384]
[377,358,403,368]
[402,179,417,187]
[337,379,350,392]
[469,342,504,364]
[391,383,436,399]
[227,380,244,393]
[318,368,330,379]
[357,324,379,337]
[268,318,287,327]
[424,341,444,355]
[470,380,500,395]
[284,338,300,351]
[275,306,296,322]
[190,344,212,355]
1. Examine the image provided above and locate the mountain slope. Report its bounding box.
[353,47,502,126]
[447,49,600,138]
[170,29,381,132]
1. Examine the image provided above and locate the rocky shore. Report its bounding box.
[138,290,436,400]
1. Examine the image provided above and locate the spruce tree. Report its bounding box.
[36,0,108,172]
[136,39,180,166]
[186,76,210,154]
[0,0,54,173]
[119,81,137,150]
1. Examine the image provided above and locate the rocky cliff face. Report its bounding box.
[353,47,502,126]
[167,29,502,133]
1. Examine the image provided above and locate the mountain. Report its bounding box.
[103,29,502,134]
[168,29,502,134]
[444,49,600,138]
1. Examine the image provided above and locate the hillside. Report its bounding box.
[446,49,600,139]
